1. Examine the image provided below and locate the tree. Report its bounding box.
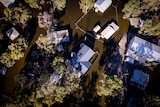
[0,32,4,40]
[79,0,95,14]
[96,74,123,97]
[14,74,27,86]
[36,34,56,54]
[141,94,160,107]
[141,0,160,12]
[52,0,66,11]
[3,4,31,26]
[122,0,160,36]
[0,37,28,67]
[0,52,16,68]
[24,0,45,9]
[28,70,80,106]
[122,0,142,19]
[122,0,160,19]
[51,56,66,74]
[5,64,80,106]
[138,19,160,36]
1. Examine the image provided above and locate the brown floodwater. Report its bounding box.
[5,0,160,107]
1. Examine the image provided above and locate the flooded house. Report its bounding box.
[70,44,95,74]
[125,36,160,64]
[94,0,112,13]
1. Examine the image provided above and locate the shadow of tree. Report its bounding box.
[23,18,38,42]
[99,38,117,67]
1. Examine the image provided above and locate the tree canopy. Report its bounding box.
[79,0,95,14]
[122,0,142,19]
[96,74,123,97]
[138,19,160,36]
[143,95,160,107]
[122,0,160,36]
[24,0,45,9]
[51,56,66,74]
[33,70,80,106]
[0,32,4,40]
[36,34,56,54]
[52,0,66,11]
[3,4,31,26]
[0,37,28,67]
[5,70,80,107]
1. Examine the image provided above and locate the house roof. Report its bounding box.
[47,29,69,44]
[100,22,119,39]
[126,36,160,63]
[72,44,95,74]
[129,18,140,28]
[6,27,19,41]
[0,0,15,7]
[77,45,95,62]
[56,30,69,42]
[49,72,62,84]
[129,18,143,28]
[131,69,149,89]
[94,0,112,13]
[77,44,95,74]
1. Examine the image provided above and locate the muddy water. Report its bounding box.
[3,27,45,93]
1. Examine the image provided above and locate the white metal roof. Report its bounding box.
[94,0,112,13]
[127,36,160,63]
[0,0,15,7]
[77,45,95,62]
[100,22,119,39]
[6,27,19,41]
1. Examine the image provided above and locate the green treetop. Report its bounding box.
[36,34,56,54]
[24,0,45,9]
[122,0,142,19]
[51,0,66,11]
[96,74,123,97]
[3,4,31,26]
[51,56,66,74]
[79,0,95,14]
[0,37,28,67]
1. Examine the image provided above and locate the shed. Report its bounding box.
[129,18,143,28]
[94,0,112,13]
[6,27,19,41]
